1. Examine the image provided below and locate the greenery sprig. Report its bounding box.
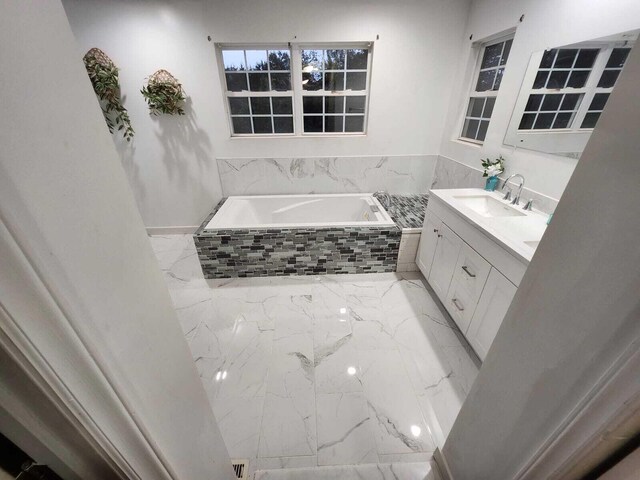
[481,155,505,177]
[141,70,186,116]
[83,48,134,141]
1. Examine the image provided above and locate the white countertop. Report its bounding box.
[430,188,549,263]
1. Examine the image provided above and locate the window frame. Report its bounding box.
[216,42,373,138]
[458,33,515,145]
[504,39,634,153]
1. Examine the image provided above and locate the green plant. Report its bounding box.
[140,70,186,116]
[83,48,134,141]
[481,155,505,177]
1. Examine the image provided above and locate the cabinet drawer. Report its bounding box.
[452,243,491,298]
[444,282,475,332]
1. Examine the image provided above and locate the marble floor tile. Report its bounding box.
[212,395,265,459]
[316,392,378,466]
[255,456,318,471]
[255,462,436,480]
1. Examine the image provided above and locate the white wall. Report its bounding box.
[0,1,233,478]
[62,0,471,228]
[439,0,640,200]
[441,38,640,480]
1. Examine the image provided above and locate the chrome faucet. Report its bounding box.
[375,190,391,210]
[501,174,525,205]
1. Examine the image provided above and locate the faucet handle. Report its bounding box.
[523,199,533,211]
[503,190,512,201]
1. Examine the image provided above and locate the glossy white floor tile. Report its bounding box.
[150,235,480,476]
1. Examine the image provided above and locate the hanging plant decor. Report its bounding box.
[140,70,186,116]
[83,48,134,141]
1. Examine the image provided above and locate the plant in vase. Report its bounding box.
[481,155,505,191]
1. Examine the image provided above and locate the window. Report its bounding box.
[518,45,632,132]
[218,44,372,136]
[460,36,513,143]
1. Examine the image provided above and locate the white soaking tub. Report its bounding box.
[204,193,395,230]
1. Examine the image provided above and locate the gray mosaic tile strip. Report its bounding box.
[375,193,429,229]
[194,198,400,278]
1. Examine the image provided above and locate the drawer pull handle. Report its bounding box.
[452,298,465,312]
[433,228,439,233]
[461,265,476,278]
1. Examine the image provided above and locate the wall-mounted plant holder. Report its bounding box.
[140,70,186,116]
[83,48,134,141]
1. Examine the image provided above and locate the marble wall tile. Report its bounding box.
[432,156,559,214]
[217,155,436,196]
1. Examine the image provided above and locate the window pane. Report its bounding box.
[250,97,271,114]
[325,116,344,132]
[274,116,294,133]
[561,93,581,110]
[225,73,248,92]
[271,73,291,91]
[483,97,496,118]
[598,69,620,88]
[481,43,503,69]
[304,116,323,132]
[346,96,366,114]
[477,120,489,141]
[589,93,609,111]
[246,50,268,70]
[249,73,269,91]
[325,49,345,70]
[566,70,589,88]
[346,72,367,90]
[222,50,246,71]
[519,113,536,130]
[476,70,496,92]
[469,97,485,117]
[268,50,290,70]
[581,112,601,128]
[302,50,323,71]
[540,50,556,68]
[525,94,543,111]
[302,71,322,90]
[231,116,252,134]
[547,70,569,89]
[534,113,555,129]
[272,97,293,114]
[347,49,368,69]
[553,112,573,129]
[253,117,273,134]
[303,96,323,114]
[325,72,345,91]
[325,96,345,114]
[606,48,631,68]
[533,71,548,89]
[462,118,479,139]
[554,49,578,68]
[500,39,513,65]
[345,115,364,132]
[229,97,249,115]
[541,94,562,111]
[575,49,598,68]
[493,68,505,90]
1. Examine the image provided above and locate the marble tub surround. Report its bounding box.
[432,156,559,215]
[149,235,480,477]
[217,155,436,197]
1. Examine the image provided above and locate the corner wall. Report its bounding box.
[439,0,640,201]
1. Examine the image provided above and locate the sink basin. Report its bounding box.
[524,240,540,249]
[453,195,526,218]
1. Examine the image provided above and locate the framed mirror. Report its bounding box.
[504,30,638,158]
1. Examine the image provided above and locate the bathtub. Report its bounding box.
[205,193,395,230]
[194,193,401,278]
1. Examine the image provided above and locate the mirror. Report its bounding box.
[504,30,638,159]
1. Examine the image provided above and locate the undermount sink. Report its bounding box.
[453,194,526,218]
[524,240,540,249]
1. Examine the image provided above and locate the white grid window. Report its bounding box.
[218,44,372,136]
[460,36,513,143]
[519,44,633,132]
[300,49,370,133]
[221,48,294,135]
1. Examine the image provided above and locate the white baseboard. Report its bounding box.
[146,226,199,235]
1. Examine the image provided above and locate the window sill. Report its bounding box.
[453,137,483,148]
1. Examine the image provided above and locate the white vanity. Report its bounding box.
[417,188,548,360]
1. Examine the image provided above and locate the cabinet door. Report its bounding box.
[416,210,442,277]
[467,268,517,361]
[428,223,463,300]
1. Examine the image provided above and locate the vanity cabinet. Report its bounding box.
[417,201,522,361]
